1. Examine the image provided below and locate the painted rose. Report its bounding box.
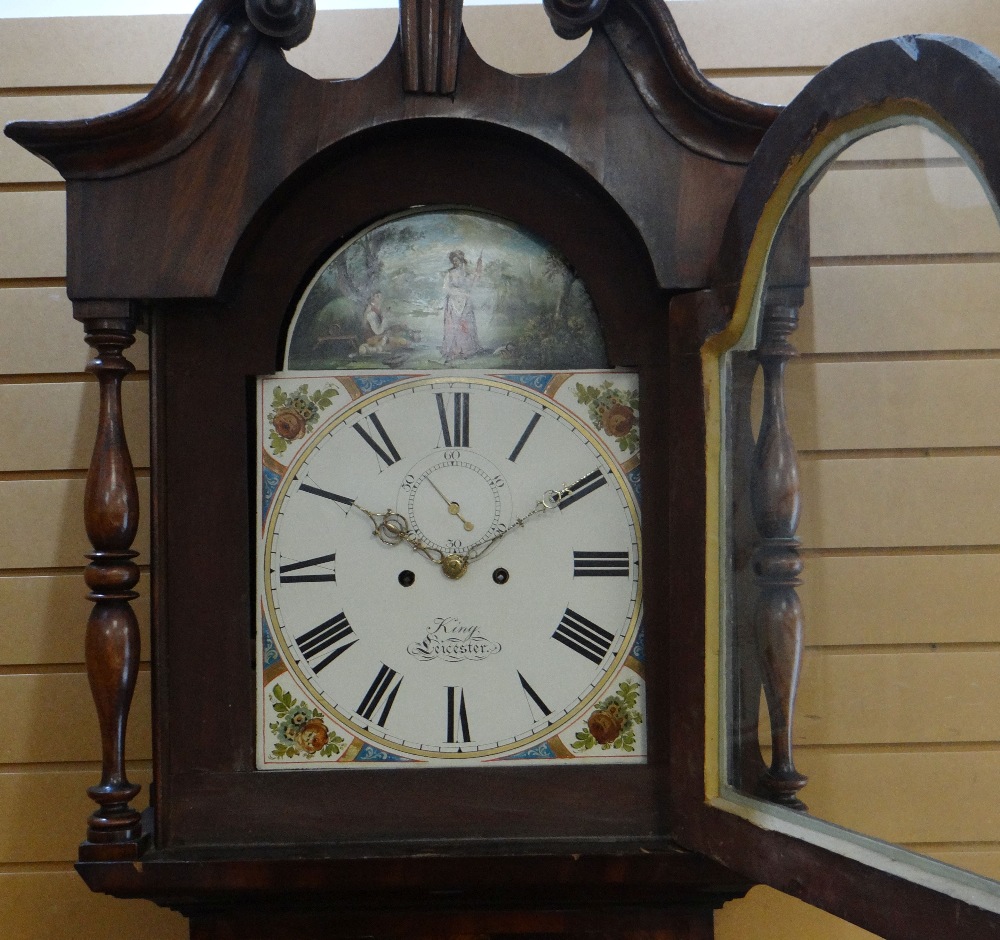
[587,705,625,745]
[292,717,330,753]
[602,403,635,437]
[290,396,319,424]
[272,407,307,441]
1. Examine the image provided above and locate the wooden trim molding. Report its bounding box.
[545,0,779,162]
[400,0,464,94]
[4,0,268,180]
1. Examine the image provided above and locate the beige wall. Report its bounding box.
[2,2,999,937]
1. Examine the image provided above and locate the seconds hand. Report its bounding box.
[425,476,475,532]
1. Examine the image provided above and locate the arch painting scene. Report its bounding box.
[285,209,608,372]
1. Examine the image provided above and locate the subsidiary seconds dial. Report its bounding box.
[401,449,513,556]
[260,373,642,763]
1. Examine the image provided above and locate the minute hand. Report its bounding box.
[466,470,603,563]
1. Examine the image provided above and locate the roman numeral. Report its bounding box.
[353,413,402,467]
[573,550,629,577]
[517,671,551,719]
[557,469,607,510]
[295,612,357,673]
[279,552,337,584]
[299,483,355,508]
[436,392,470,447]
[552,608,615,665]
[508,412,540,462]
[446,687,471,743]
[358,664,402,725]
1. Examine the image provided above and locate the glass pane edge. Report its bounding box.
[712,786,1000,914]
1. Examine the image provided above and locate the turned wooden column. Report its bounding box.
[750,287,808,810]
[77,303,143,849]
[729,352,768,793]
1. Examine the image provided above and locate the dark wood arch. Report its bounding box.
[220,117,667,371]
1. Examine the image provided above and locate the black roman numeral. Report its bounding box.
[573,550,629,577]
[552,608,615,665]
[446,687,471,743]
[353,413,402,467]
[436,392,470,448]
[557,468,607,510]
[295,612,357,673]
[358,664,402,725]
[279,552,337,584]
[508,413,540,462]
[299,483,355,508]
[517,671,551,718]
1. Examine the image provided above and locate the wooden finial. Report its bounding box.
[245,0,316,48]
[542,0,610,40]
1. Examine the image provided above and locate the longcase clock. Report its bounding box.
[8,0,1000,937]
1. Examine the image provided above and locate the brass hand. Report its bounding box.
[351,502,469,580]
[463,476,587,564]
[426,476,475,532]
[347,469,598,580]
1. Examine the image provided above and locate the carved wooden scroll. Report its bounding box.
[4,0,316,180]
[750,288,807,810]
[79,305,143,851]
[400,0,464,94]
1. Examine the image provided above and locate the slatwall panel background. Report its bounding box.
[2,2,999,938]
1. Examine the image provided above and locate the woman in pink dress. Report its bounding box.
[441,250,484,361]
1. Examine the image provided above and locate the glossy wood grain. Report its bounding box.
[0,95,141,184]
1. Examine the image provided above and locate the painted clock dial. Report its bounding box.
[257,371,645,766]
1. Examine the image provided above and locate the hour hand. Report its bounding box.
[352,503,443,565]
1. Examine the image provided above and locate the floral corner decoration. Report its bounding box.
[268,684,345,759]
[572,680,643,753]
[267,383,339,456]
[575,381,639,456]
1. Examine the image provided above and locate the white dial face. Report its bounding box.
[258,372,643,765]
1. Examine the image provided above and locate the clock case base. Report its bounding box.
[77,819,749,938]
